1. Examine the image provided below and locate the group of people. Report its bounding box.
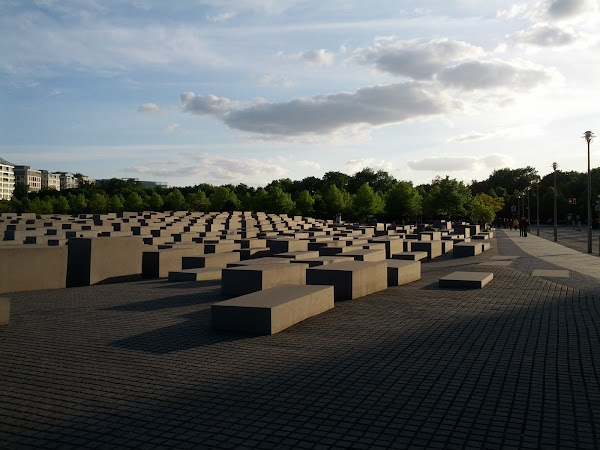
[501,217,530,236]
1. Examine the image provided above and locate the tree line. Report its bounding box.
[1,166,598,226]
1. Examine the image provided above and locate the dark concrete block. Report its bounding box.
[439,271,493,288]
[212,284,334,335]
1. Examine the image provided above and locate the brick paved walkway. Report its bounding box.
[1,237,599,448]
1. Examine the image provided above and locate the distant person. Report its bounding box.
[513,218,519,231]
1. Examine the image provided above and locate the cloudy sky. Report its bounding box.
[1,0,599,187]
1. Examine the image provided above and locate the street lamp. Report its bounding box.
[583,131,594,253]
[535,179,540,236]
[553,162,558,242]
[526,186,531,224]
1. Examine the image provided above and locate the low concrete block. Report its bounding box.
[367,238,403,259]
[0,245,68,294]
[142,247,203,278]
[392,251,428,261]
[0,298,10,325]
[306,260,387,301]
[273,251,320,260]
[212,284,334,335]
[441,240,454,254]
[336,248,386,262]
[439,271,493,289]
[267,238,309,254]
[67,237,143,286]
[410,240,442,260]
[227,257,291,267]
[386,260,421,286]
[168,268,222,282]
[222,263,308,297]
[453,242,482,258]
[290,256,348,267]
[182,252,240,269]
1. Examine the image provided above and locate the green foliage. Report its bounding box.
[470,194,499,225]
[88,193,108,214]
[265,187,295,214]
[148,191,164,211]
[53,196,71,214]
[209,187,239,211]
[384,181,422,220]
[164,188,185,211]
[422,176,472,219]
[352,184,385,220]
[69,194,88,214]
[185,191,210,212]
[124,192,144,212]
[295,190,315,217]
[12,183,29,200]
[323,184,350,218]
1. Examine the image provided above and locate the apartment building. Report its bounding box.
[14,165,42,192]
[0,157,15,200]
[58,172,79,190]
[41,170,61,190]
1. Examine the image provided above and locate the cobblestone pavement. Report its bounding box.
[1,237,599,448]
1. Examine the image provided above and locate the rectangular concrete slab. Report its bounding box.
[222,263,308,297]
[410,240,442,260]
[0,245,68,294]
[335,248,386,262]
[290,256,349,267]
[439,271,493,289]
[392,251,428,261]
[168,268,222,282]
[182,252,240,269]
[453,242,482,258]
[306,260,387,301]
[0,298,9,325]
[386,260,421,286]
[531,269,570,278]
[212,284,334,335]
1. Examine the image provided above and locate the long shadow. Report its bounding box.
[109,309,251,354]
[103,288,223,312]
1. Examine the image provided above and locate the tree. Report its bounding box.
[384,181,422,221]
[53,196,71,214]
[295,190,315,217]
[124,192,143,212]
[209,187,239,211]
[185,191,210,212]
[148,191,164,211]
[164,188,186,211]
[324,184,350,218]
[265,187,295,214]
[239,192,254,212]
[470,193,502,225]
[109,195,124,212]
[12,183,29,200]
[322,171,350,191]
[422,176,472,219]
[69,194,87,213]
[352,183,384,220]
[88,193,108,214]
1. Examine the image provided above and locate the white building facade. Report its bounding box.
[0,157,15,200]
[14,165,42,192]
[59,172,79,190]
[41,170,61,190]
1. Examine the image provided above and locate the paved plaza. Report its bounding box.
[1,229,600,448]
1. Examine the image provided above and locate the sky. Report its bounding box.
[1,0,599,188]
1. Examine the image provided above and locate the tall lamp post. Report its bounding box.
[553,162,558,242]
[584,131,594,253]
[526,187,531,224]
[536,179,540,236]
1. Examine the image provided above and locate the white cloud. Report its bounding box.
[296,160,321,171]
[138,103,160,114]
[180,92,239,116]
[258,73,295,88]
[438,60,553,91]
[352,37,484,79]
[547,0,599,19]
[298,49,334,66]
[165,123,180,132]
[507,23,580,47]
[206,12,234,22]
[218,81,463,136]
[444,131,496,144]
[345,158,394,174]
[126,153,287,182]
[408,154,512,172]
[497,3,529,19]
